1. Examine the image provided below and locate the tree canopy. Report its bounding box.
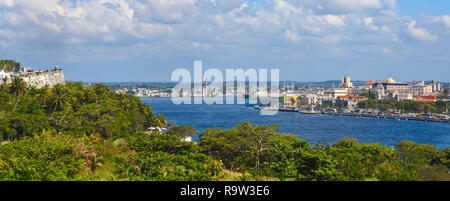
[0,60,21,72]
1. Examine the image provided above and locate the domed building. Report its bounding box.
[387,77,396,84]
[371,77,411,100]
[365,80,375,85]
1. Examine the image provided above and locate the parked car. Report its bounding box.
[420,113,433,119]
[353,109,363,114]
[437,115,449,120]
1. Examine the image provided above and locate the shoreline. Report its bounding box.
[255,106,450,124]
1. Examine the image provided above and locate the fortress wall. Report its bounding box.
[0,69,65,88]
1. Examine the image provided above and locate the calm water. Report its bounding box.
[142,97,450,149]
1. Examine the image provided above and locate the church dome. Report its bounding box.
[365,80,375,85]
[387,77,396,83]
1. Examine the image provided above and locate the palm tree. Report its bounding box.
[9,77,28,110]
[289,97,296,107]
[153,114,168,129]
[35,87,50,108]
[158,114,167,127]
[50,84,69,113]
[153,119,163,128]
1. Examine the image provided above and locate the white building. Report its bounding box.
[324,88,350,99]
[430,80,441,92]
[396,93,414,101]
[410,82,433,96]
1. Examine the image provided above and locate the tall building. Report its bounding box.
[430,80,441,92]
[340,74,353,88]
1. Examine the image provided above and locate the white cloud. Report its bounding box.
[0,0,174,46]
[192,42,212,50]
[0,0,447,58]
[329,0,383,11]
[434,15,450,28]
[406,21,438,42]
[0,0,14,8]
[323,15,346,27]
[285,0,384,14]
[364,17,379,31]
[285,30,300,42]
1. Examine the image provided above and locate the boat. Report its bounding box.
[299,110,320,114]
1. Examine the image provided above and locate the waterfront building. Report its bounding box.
[321,99,334,107]
[336,96,368,109]
[324,88,350,99]
[283,94,301,107]
[299,94,319,106]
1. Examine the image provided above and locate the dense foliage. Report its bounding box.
[199,122,449,181]
[358,99,450,114]
[0,80,448,181]
[0,78,155,141]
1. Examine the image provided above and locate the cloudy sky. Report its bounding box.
[0,0,449,82]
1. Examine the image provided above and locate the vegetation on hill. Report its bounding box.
[0,78,155,141]
[0,78,448,181]
[0,60,21,73]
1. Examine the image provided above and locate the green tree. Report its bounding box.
[124,133,223,181]
[9,77,28,110]
[167,125,197,140]
[0,132,85,181]
[235,122,279,170]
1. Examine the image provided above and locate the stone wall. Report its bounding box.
[0,69,65,88]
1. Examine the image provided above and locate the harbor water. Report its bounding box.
[142,97,450,149]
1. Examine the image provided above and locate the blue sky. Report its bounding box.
[0,0,449,82]
[397,0,450,16]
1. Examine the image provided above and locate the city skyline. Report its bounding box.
[1,0,450,82]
